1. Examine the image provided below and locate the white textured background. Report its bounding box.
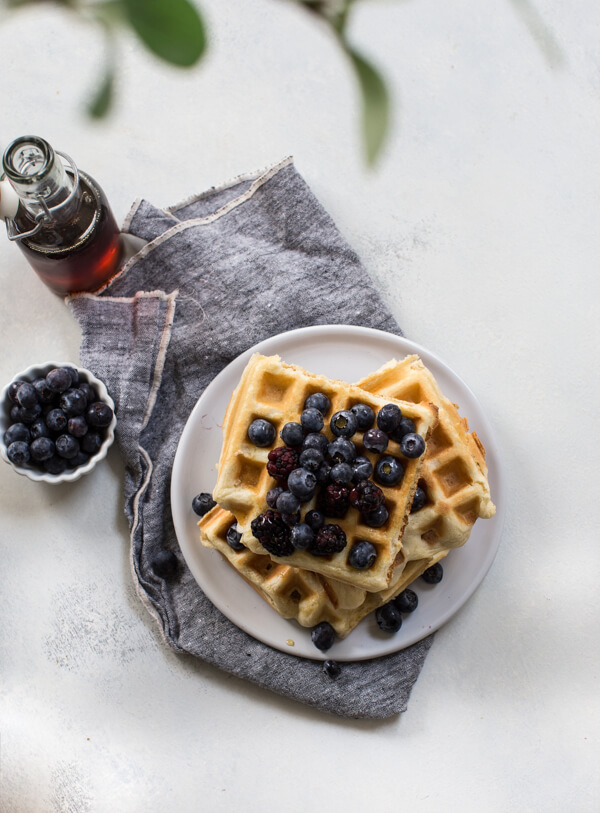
[1,1,599,811]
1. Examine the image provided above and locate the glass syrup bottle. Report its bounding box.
[0,135,123,296]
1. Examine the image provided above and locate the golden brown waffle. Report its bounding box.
[357,355,495,560]
[212,353,439,592]
[199,505,447,638]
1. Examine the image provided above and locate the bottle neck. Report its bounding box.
[2,136,82,224]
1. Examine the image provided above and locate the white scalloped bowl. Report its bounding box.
[0,361,116,484]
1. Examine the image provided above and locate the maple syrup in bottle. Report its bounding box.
[1,135,123,296]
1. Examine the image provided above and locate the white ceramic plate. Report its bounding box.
[171,326,505,661]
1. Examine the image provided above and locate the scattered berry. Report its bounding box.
[304,392,331,414]
[400,432,426,458]
[276,490,301,515]
[323,659,341,679]
[302,432,329,455]
[351,456,373,483]
[327,437,357,465]
[348,540,377,570]
[376,403,402,433]
[226,524,245,551]
[315,461,332,485]
[362,427,389,454]
[363,504,389,528]
[376,602,403,633]
[280,421,304,447]
[151,549,179,579]
[319,482,350,518]
[308,524,347,556]
[411,486,427,513]
[251,510,294,556]
[330,409,358,438]
[304,509,325,531]
[301,407,324,433]
[192,492,216,516]
[311,621,336,651]
[266,446,299,481]
[394,588,418,613]
[248,418,276,447]
[350,402,375,430]
[266,486,284,509]
[349,479,385,513]
[390,416,416,442]
[374,455,404,486]
[291,523,314,549]
[298,447,324,473]
[330,462,353,484]
[287,467,317,502]
[421,563,444,584]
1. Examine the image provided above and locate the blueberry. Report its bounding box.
[351,456,373,483]
[327,437,357,465]
[43,455,68,475]
[226,524,245,551]
[78,382,97,403]
[311,621,336,651]
[374,455,404,486]
[33,377,56,404]
[12,403,42,424]
[86,402,114,428]
[280,422,304,447]
[291,523,314,550]
[192,492,216,516]
[298,447,324,473]
[304,392,331,415]
[30,436,55,462]
[15,382,38,410]
[81,431,103,455]
[362,428,389,454]
[330,462,353,484]
[421,563,444,584]
[30,418,51,440]
[394,588,418,613]
[67,415,89,438]
[330,410,358,438]
[59,388,88,417]
[46,367,72,393]
[376,602,403,633]
[46,408,68,433]
[7,440,30,466]
[304,509,325,531]
[287,467,317,502]
[411,486,427,513]
[64,366,80,386]
[7,381,24,404]
[281,511,301,527]
[323,659,341,679]
[266,486,284,509]
[390,416,416,442]
[151,549,179,578]
[315,461,332,485]
[350,402,375,431]
[301,407,324,434]
[302,432,329,455]
[67,451,91,469]
[248,418,276,447]
[276,490,301,515]
[55,434,80,460]
[3,422,30,446]
[363,504,389,527]
[400,432,426,459]
[376,403,402,433]
[348,540,377,570]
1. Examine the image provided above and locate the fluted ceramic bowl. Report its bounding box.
[0,361,116,484]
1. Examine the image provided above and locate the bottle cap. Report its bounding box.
[0,178,19,220]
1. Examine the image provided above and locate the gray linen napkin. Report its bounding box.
[67,157,434,719]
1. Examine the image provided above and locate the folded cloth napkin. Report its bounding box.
[67,157,434,719]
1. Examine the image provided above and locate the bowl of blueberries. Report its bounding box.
[1,362,116,484]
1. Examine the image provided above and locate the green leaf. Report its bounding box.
[346,46,390,167]
[87,65,115,119]
[123,0,207,67]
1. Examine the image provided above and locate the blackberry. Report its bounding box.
[226,524,245,551]
[411,486,427,513]
[421,563,444,584]
[376,602,403,633]
[311,622,336,651]
[394,588,418,614]
[266,446,299,481]
[349,480,385,513]
[250,510,294,556]
[308,524,347,556]
[319,483,350,518]
[323,659,341,679]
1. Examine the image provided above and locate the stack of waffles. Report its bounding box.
[198,352,495,640]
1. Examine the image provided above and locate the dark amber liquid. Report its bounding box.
[13,171,123,296]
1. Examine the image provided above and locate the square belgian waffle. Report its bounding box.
[356,355,496,561]
[199,505,447,638]
[211,353,438,592]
